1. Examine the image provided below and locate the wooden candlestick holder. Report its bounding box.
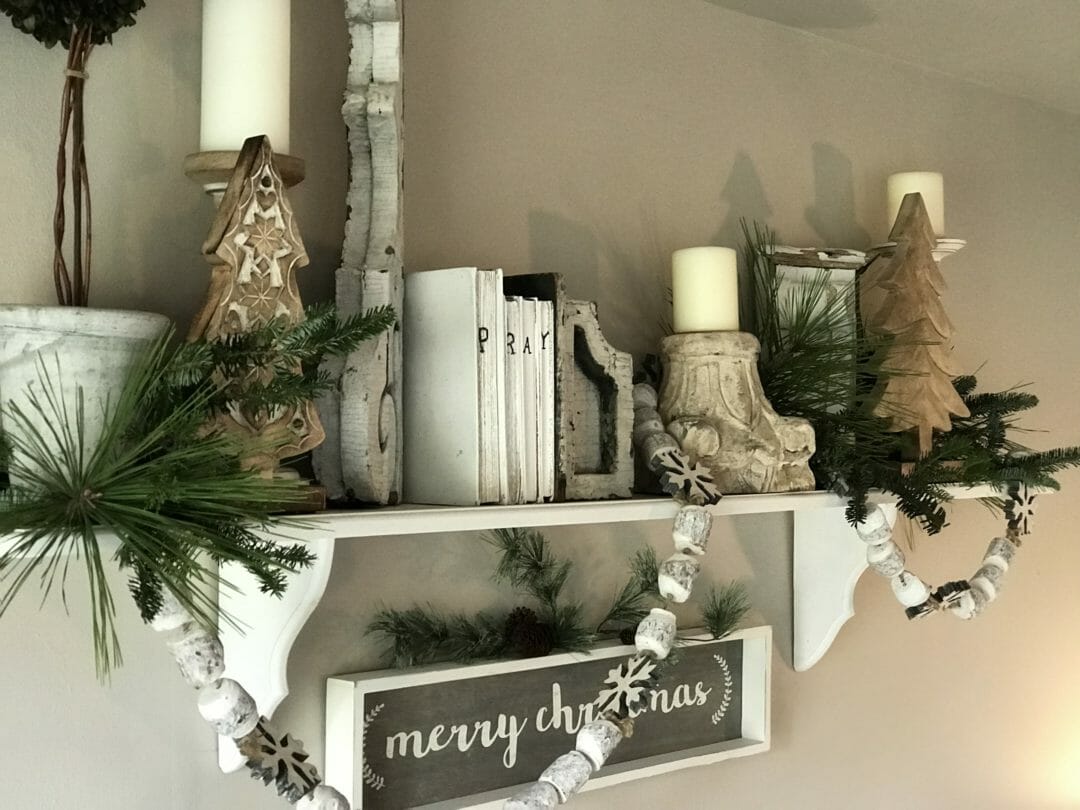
[658,331,816,494]
[183,149,305,194]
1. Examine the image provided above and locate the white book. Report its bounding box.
[538,300,556,502]
[403,267,486,506]
[520,298,540,503]
[502,297,525,504]
[476,268,505,504]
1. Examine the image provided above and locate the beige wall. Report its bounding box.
[2,1,1079,808]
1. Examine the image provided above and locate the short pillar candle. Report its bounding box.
[887,172,945,236]
[200,0,292,153]
[671,246,739,333]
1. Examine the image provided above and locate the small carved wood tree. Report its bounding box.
[190,135,325,473]
[860,193,969,459]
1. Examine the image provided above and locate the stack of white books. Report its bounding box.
[403,267,556,506]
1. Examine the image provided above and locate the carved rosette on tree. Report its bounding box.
[658,332,815,494]
[191,135,325,472]
[860,192,969,459]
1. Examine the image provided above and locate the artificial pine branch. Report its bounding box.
[367,606,508,668]
[744,219,1080,534]
[596,547,660,634]
[702,582,750,640]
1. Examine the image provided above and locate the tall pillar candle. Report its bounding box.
[887,172,944,236]
[671,247,739,333]
[200,0,291,153]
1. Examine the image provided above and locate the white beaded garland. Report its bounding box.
[295,785,351,810]
[641,432,679,467]
[970,564,1005,600]
[657,552,701,603]
[538,751,593,803]
[197,678,260,738]
[632,383,658,409]
[632,415,667,446]
[166,622,226,688]
[855,505,893,545]
[983,537,1016,571]
[672,504,712,555]
[866,540,905,577]
[635,608,677,660]
[890,571,931,607]
[575,719,623,770]
[149,588,193,633]
[504,780,561,809]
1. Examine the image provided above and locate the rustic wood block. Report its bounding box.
[559,299,634,501]
[313,0,404,505]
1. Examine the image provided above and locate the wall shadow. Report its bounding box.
[805,142,871,248]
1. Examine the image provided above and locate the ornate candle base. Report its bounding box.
[658,331,815,495]
[183,149,305,195]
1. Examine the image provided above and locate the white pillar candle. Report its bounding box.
[886,171,945,236]
[200,0,292,153]
[671,247,739,333]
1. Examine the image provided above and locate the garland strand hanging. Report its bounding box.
[502,382,723,807]
[858,482,1034,621]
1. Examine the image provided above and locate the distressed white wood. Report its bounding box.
[217,525,336,772]
[314,0,404,505]
[793,504,897,672]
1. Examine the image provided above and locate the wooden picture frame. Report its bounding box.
[325,626,771,809]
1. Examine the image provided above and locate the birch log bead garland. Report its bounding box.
[856,495,1029,622]
[197,677,260,737]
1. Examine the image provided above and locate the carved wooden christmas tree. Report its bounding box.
[190,135,325,472]
[860,192,969,459]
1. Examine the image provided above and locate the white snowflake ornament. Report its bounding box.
[238,716,321,803]
[593,654,658,718]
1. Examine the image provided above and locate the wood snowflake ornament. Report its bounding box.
[1004,482,1036,536]
[238,716,321,803]
[652,447,722,506]
[860,193,969,459]
[592,654,659,718]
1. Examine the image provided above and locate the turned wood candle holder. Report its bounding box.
[658,331,816,495]
[183,149,305,195]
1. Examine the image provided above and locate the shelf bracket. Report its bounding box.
[792,504,896,671]
[216,525,337,772]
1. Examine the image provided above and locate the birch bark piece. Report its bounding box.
[504,781,560,809]
[197,678,260,738]
[672,504,712,554]
[314,0,403,504]
[538,751,594,803]
[657,552,701,603]
[166,622,225,688]
[635,608,677,660]
[867,540,906,577]
[575,719,624,770]
[149,588,193,633]
[296,785,351,810]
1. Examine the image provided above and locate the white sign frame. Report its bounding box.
[326,625,771,809]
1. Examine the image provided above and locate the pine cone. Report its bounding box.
[618,626,636,646]
[504,606,539,641]
[513,621,555,658]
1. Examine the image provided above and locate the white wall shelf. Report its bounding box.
[208,485,1001,772]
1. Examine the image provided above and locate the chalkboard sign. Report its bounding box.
[325,626,770,809]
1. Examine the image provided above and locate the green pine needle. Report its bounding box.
[596,547,660,634]
[743,218,1080,534]
[702,582,750,640]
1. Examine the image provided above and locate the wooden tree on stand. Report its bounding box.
[190,135,326,481]
[860,192,970,460]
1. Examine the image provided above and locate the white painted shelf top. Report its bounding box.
[296,484,1001,539]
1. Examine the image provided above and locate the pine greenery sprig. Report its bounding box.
[702,582,751,640]
[167,303,396,419]
[487,527,593,651]
[0,338,315,677]
[595,547,660,635]
[367,606,508,668]
[744,219,1080,533]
